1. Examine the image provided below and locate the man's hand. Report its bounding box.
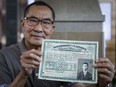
[94,58,115,87]
[20,49,42,75]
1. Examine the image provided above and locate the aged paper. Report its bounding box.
[38,39,98,83]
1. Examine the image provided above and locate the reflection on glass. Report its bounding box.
[27,0,35,5]
[99,2,112,41]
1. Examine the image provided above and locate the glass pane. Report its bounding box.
[99,2,112,41]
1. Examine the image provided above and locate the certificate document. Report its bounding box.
[38,39,98,83]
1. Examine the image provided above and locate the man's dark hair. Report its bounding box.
[83,62,88,66]
[24,1,55,21]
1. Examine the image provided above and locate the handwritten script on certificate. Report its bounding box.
[38,39,98,83]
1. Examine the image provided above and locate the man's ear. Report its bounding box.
[21,19,24,27]
[20,19,25,33]
[52,25,55,33]
[53,25,55,28]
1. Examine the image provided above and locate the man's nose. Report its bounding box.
[34,23,43,31]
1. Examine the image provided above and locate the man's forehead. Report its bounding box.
[29,5,52,13]
[27,6,52,18]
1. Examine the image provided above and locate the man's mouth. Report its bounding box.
[31,34,45,39]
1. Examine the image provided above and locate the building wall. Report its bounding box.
[42,0,108,58]
[51,0,116,65]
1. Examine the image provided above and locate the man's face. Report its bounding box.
[21,5,55,48]
[82,63,88,71]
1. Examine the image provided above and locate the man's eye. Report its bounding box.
[43,21,52,24]
[29,18,38,22]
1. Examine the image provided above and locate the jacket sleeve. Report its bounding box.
[0,51,12,85]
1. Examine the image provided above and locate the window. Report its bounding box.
[99,2,112,41]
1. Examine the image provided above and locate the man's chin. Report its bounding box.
[31,43,42,48]
[31,40,42,46]
[35,41,42,45]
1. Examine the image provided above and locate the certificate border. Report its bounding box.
[38,39,98,83]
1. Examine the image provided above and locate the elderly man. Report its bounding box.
[0,1,115,87]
